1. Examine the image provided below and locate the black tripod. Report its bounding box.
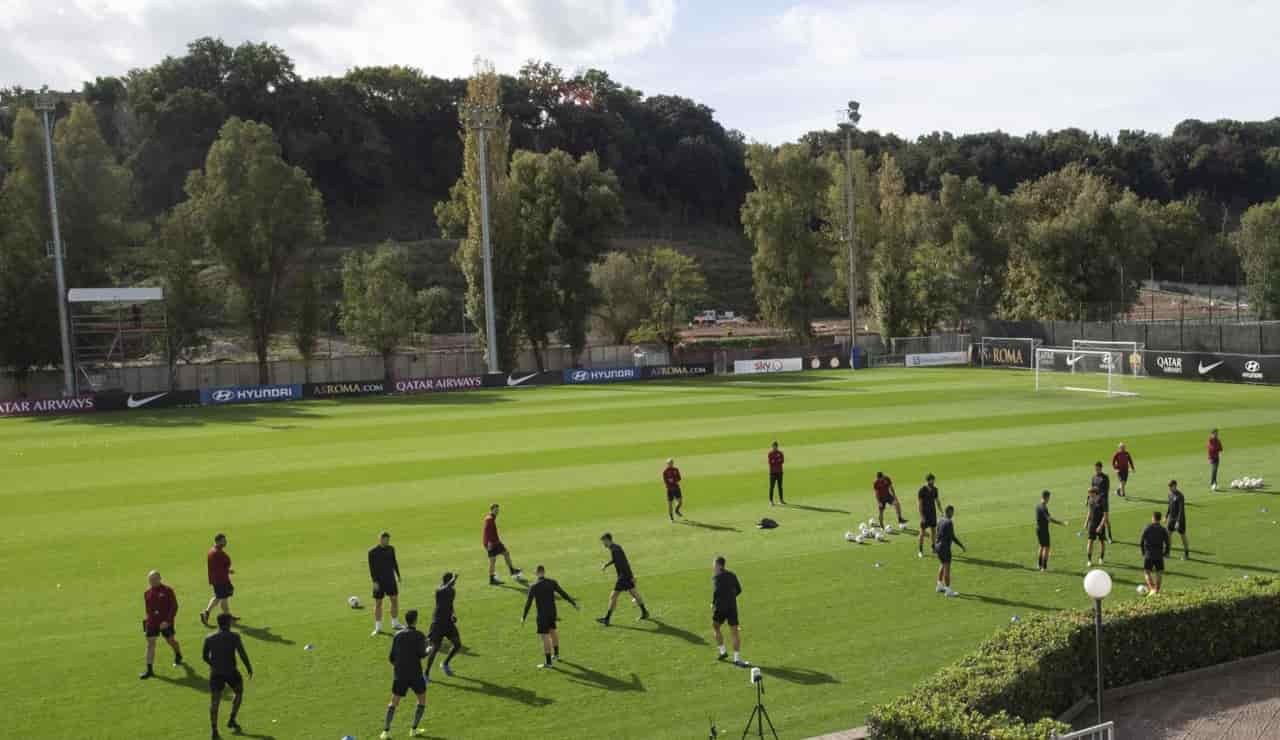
[742,676,779,739]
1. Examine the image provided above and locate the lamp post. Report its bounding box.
[33,94,77,397]
[460,101,502,375]
[836,100,861,359]
[1083,568,1113,725]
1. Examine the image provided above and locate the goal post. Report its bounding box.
[1035,347,1139,397]
[1070,340,1145,376]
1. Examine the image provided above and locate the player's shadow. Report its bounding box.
[237,624,295,646]
[152,663,206,692]
[497,583,530,594]
[758,665,839,685]
[785,504,851,514]
[1124,496,1167,505]
[1201,560,1280,575]
[438,674,554,707]
[959,556,1040,574]
[958,593,1054,612]
[613,618,708,646]
[680,519,741,533]
[556,660,646,692]
[230,731,278,740]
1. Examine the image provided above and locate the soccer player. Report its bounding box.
[1140,511,1172,595]
[201,533,237,627]
[595,533,650,625]
[1111,443,1135,497]
[522,565,578,669]
[873,472,908,529]
[917,473,941,558]
[664,458,684,521]
[1035,490,1065,572]
[482,504,523,586]
[1208,429,1224,491]
[203,613,252,740]
[1166,479,1189,560]
[381,609,428,739]
[424,573,462,681]
[767,442,786,506]
[1090,462,1113,544]
[1085,487,1107,566]
[369,531,404,636]
[140,570,183,679]
[711,556,748,667]
[934,505,966,597]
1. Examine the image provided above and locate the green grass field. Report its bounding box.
[3,368,1279,740]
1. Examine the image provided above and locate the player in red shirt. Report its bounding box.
[768,441,786,506]
[140,570,183,679]
[873,472,908,529]
[201,533,238,627]
[663,458,684,521]
[1111,442,1135,497]
[483,504,524,586]
[1207,428,1224,491]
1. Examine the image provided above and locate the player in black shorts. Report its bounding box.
[1085,487,1106,566]
[917,474,941,558]
[596,533,650,625]
[381,609,428,739]
[203,613,253,740]
[368,531,403,636]
[423,573,461,682]
[711,556,749,667]
[522,565,578,668]
[1035,490,1065,571]
[1140,511,1172,595]
[934,505,966,597]
[1090,462,1113,544]
[1166,479,1189,560]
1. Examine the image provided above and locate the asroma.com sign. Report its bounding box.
[305,381,387,398]
[0,396,96,417]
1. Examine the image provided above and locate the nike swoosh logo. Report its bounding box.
[127,392,167,409]
[1066,355,1082,366]
[1198,361,1224,375]
[507,373,537,386]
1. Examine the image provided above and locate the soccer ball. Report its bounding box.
[884,524,895,534]
[347,596,360,609]
[867,518,878,528]
[845,531,856,542]
[1137,585,1148,595]
[875,532,887,542]
[855,535,865,544]
[1231,479,1242,489]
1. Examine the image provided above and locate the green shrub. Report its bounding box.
[867,576,1280,739]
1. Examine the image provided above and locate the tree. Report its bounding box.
[150,203,213,388]
[182,117,325,383]
[870,154,918,338]
[821,148,877,326]
[632,246,708,357]
[340,243,418,381]
[416,285,451,336]
[289,265,323,381]
[1235,196,1280,319]
[742,143,830,337]
[590,251,649,344]
[54,102,136,286]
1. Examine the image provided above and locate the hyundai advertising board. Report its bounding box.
[201,384,303,405]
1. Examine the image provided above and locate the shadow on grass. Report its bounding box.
[784,503,851,515]
[679,519,741,533]
[612,617,708,646]
[758,665,839,685]
[959,556,1040,574]
[152,663,206,692]
[556,660,645,692]
[1201,560,1280,575]
[436,673,554,707]
[957,593,1055,612]
[237,624,295,646]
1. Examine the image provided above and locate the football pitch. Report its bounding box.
[3,368,1280,739]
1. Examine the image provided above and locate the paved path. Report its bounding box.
[1076,652,1280,739]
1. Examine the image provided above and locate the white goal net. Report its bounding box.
[1035,348,1139,397]
[1071,340,1145,376]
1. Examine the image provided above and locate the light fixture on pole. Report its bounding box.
[1083,568,1113,725]
[34,94,77,397]
[459,100,502,375]
[837,100,861,364]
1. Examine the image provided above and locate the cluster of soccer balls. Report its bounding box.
[1230,477,1267,490]
[845,518,899,544]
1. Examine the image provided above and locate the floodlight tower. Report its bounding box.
[837,100,862,353]
[460,100,502,375]
[34,94,76,397]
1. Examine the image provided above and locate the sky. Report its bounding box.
[3,0,1279,143]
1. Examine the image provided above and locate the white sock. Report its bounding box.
[718,645,727,655]
[374,620,382,631]
[733,651,741,662]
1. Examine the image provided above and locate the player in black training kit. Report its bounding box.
[917,474,941,558]
[1090,462,1113,544]
[203,613,253,740]
[596,533,650,625]
[934,506,966,597]
[1035,490,1065,571]
[522,565,578,668]
[1140,511,1172,595]
[369,531,403,636]
[423,573,461,682]
[1085,487,1107,566]
[711,556,748,667]
[381,609,428,739]
[1166,479,1189,560]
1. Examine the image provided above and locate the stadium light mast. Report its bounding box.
[460,100,502,375]
[34,94,76,397]
[837,101,862,356]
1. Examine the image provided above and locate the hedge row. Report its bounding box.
[866,575,1280,739]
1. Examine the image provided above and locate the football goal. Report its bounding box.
[1070,340,1145,376]
[1035,347,1139,397]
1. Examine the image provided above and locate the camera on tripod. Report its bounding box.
[742,666,778,739]
[750,667,762,684]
